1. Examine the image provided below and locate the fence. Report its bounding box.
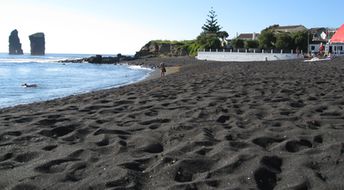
[196,49,304,62]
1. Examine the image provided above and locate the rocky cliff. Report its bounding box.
[9,29,23,55]
[29,33,45,55]
[135,41,188,58]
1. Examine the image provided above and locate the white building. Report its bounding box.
[309,24,344,55]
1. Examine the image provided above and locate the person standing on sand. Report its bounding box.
[160,62,166,77]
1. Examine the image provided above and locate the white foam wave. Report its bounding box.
[128,65,152,71]
[0,58,64,63]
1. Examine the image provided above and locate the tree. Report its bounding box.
[196,32,222,50]
[245,40,259,49]
[231,38,245,49]
[217,31,229,40]
[258,30,276,49]
[202,8,221,33]
[291,31,308,52]
[217,31,229,47]
[275,33,293,50]
[185,41,201,56]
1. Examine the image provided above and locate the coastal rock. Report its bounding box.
[59,54,135,64]
[88,55,103,63]
[135,41,187,58]
[29,33,45,55]
[9,29,24,55]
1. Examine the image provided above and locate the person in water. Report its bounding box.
[22,83,37,88]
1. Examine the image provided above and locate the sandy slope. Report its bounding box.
[1,57,344,190]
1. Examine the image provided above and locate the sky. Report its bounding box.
[0,0,343,54]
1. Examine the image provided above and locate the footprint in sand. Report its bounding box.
[254,156,282,190]
[285,139,312,153]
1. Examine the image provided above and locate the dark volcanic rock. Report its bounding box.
[59,54,135,64]
[9,29,24,55]
[29,33,45,55]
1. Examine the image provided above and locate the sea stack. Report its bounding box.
[9,29,24,55]
[29,33,45,55]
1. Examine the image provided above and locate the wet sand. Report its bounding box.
[1,57,344,189]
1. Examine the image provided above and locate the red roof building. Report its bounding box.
[330,24,344,43]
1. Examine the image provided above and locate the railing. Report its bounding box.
[196,48,304,62]
[199,48,303,54]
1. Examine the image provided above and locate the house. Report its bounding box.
[328,24,344,54]
[308,24,344,55]
[309,27,336,43]
[237,33,259,40]
[274,25,307,33]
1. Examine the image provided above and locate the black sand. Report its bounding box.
[1,57,344,189]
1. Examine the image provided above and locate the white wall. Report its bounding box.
[196,51,303,62]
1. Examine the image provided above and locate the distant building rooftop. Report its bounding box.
[237,33,259,40]
[274,25,307,33]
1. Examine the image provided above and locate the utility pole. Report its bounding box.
[307,31,310,55]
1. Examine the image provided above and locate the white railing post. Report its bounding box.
[280,49,283,54]
[245,49,247,53]
[230,49,232,53]
[237,49,239,53]
[291,49,293,54]
[262,49,264,53]
[271,49,273,54]
[216,49,218,52]
[223,49,225,52]
[254,49,256,53]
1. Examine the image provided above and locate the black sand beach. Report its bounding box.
[1,57,344,189]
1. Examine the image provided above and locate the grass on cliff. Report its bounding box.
[151,40,200,56]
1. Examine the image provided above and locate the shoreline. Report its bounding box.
[0,56,190,110]
[0,61,167,110]
[143,66,180,81]
[1,57,344,189]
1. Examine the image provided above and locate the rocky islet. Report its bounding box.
[8,30,45,55]
[29,33,45,55]
[8,29,24,55]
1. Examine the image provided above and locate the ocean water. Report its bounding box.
[0,53,152,108]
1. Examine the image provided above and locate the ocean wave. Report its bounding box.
[0,53,88,64]
[128,65,152,71]
[0,58,65,63]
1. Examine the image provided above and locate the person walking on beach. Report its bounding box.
[160,62,166,77]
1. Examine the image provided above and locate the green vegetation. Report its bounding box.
[275,32,293,50]
[148,39,199,56]
[196,32,222,50]
[231,38,244,49]
[144,12,309,57]
[257,25,309,51]
[151,40,185,45]
[195,8,229,52]
[147,8,229,56]
[258,30,276,49]
[244,40,259,49]
[184,41,201,56]
[291,31,309,52]
[202,8,222,33]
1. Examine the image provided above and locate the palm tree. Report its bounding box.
[217,31,229,47]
